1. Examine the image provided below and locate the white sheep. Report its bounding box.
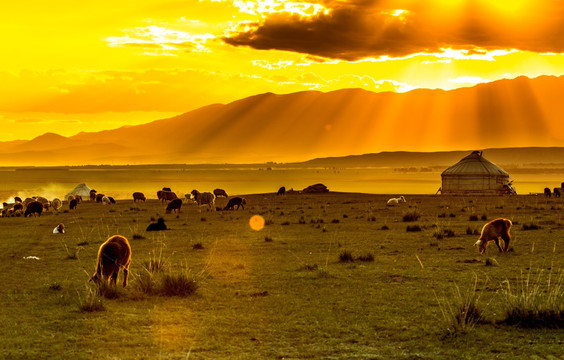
[387,196,406,206]
[190,189,216,211]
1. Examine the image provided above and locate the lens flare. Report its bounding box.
[249,215,265,231]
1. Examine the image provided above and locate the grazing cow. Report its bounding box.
[133,192,146,202]
[75,195,83,204]
[161,191,178,202]
[165,198,182,214]
[162,187,172,192]
[277,186,286,196]
[157,190,164,201]
[108,196,116,204]
[474,218,512,254]
[24,201,43,217]
[387,196,406,206]
[96,193,105,203]
[53,223,65,234]
[91,235,131,288]
[69,199,78,210]
[52,198,62,211]
[553,188,561,198]
[224,197,246,210]
[90,190,97,201]
[190,190,216,211]
[544,187,552,197]
[213,188,229,198]
[14,196,22,203]
[146,218,167,231]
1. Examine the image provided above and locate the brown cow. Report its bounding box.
[165,198,182,214]
[474,218,512,254]
[24,201,44,217]
[91,235,132,287]
[133,192,146,202]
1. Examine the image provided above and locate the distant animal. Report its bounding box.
[157,190,164,201]
[387,196,406,206]
[146,217,167,231]
[69,199,78,210]
[14,196,22,203]
[52,198,62,211]
[23,197,35,206]
[90,190,97,201]
[36,196,51,210]
[165,198,183,214]
[277,186,286,196]
[162,187,172,192]
[224,197,246,210]
[544,187,552,197]
[108,196,116,204]
[96,193,105,203]
[91,235,131,288]
[161,191,178,202]
[553,188,561,198]
[190,190,216,211]
[53,223,65,234]
[102,196,111,205]
[213,188,228,198]
[24,201,43,217]
[474,218,512,254]
[133,192,146,202]
[67,195,75,202]
[75,195,83,203]
[13,202,23,214]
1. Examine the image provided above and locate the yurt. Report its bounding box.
[65,183,93,199]
[440,151,515,195]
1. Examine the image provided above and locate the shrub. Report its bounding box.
[143,246,167,273]
[338,250,354,263]
[160,272,199,297]
[481,214,488,221]
[444,229,455,237]
[192,242,204,250]
[438,213,446,218]
[264,236,273,242]
[433,228,444,239]
[78,287,105,313]
[281,221,290,225]
[331,219,340,224]
[434,275,485,336]
[356,252,375,262]
[406,225,422,232]
[298,216,306,224]
[132,234,145,240]
[466,227,473,235]
[402,211,421,222]
[95,280,121,299]
[522,223,541,231]
[132,270,156,296]
[49,282,62,291]
[500,268,564,328]
[469,215,479,221]
[380,225,389,230]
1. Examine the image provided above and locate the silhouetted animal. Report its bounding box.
[75,195,83,203]
[52,198,62,211]
[553,188,561,198]
[14,196,22,203]
[224,197,246,210]
[36,196,51,210]
[53,223,65,234]
[146,218,167,231]
[24,201,43,217]
[69,199,78,210]
[133,192,146,202]
[544,187,552,197]
[387,196,406,206]
[277,186,286,196]
[91,235,131,288]
[213,188,228,198]
[161,191,178,202]
[102,196,111,205]
[162,187,171,192]
[90,189,97,201]
[67,195,75,202]
[190,190,215,211]
[13,203,23,214]
[157,190,164,201]
[165,198,182,214]
[474,218,512,254]
[96,193,106,203]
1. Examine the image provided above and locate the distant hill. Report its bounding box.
[1,75,564,165]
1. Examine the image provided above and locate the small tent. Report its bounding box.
[441,151,515,195]
[65,183,93,199]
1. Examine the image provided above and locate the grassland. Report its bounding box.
[1,193,563,359]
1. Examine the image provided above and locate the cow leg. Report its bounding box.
[501,234,511,252]
[123,268,129,288]
[494,237,503,252]
[110,272,118,286]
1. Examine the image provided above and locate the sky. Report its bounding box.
[2,0,564,142]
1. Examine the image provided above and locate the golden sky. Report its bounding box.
[2,0,564,141]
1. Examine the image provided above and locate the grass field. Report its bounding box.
[1,193,563,359]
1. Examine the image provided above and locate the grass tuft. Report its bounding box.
[160,271,199,297]
[402,211,421,222]
[356,252,375,262]
[78,286,106,312]
[406,225,422,232]
[338,249,355,263]
[500,268,564,328]
[522,223,541,230]
[192,242,204,250]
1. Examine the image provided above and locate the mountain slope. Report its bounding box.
[1,75,564,165]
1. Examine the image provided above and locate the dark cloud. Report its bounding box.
[223,0,564,60]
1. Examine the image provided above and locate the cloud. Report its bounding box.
[222,0,564,61]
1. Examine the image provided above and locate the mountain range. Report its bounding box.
[1,75,564,166]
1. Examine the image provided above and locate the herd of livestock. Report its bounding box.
[0,186,255,218]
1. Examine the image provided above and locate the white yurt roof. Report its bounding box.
[441,151,509,177]
[65,183,92,198]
